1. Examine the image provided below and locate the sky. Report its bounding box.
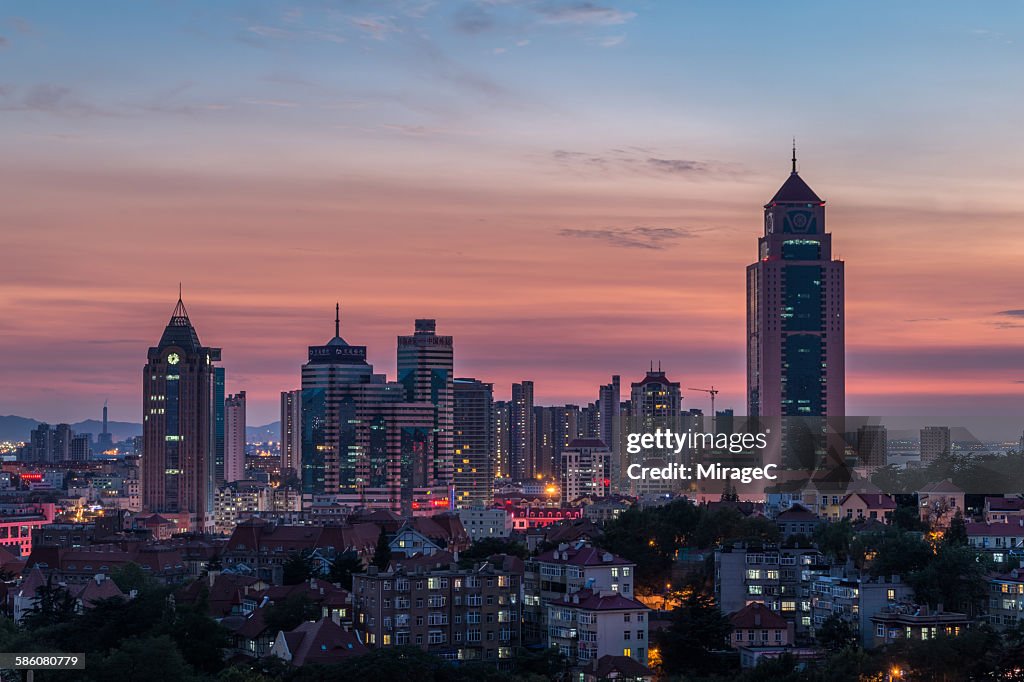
[2,0,1024,425]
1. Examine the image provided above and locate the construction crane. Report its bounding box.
[687,386,720,434]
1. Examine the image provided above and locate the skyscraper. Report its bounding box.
[493,400,511,480]
[630,366,682,428]
[598,376,621,485]
[747,148,845,420]
[300,306,448,514]
[142,295,221,532]
[213,367,226,484]
[224,391,246,483]
[510,381,535,481]
[280,389,302,476]
[397,319,454,493]
[96,401,114,453]
[301,305,375,502]
[453,377,494,508]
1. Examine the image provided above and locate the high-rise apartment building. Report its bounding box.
[453,378,494,508]
[856,425,888,468]
[224,391,246,483]
[141,295,221,532]
[920,426,951,464]
[280,389,302,476]
[510,381,535,481]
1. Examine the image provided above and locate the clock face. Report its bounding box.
[765,213,774,234]
[167,353,180,365]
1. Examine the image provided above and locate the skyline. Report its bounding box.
[3,1,1024,423]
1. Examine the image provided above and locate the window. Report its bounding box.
[624,614,631,622]
[637,630,644,640]
[624,631,631,640]
[623,648,631,658]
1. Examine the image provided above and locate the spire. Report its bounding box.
[791,138,797,174]
[335,302,340,338]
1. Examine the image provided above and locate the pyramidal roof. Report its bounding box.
[158,295,202,352]
[767,144,823,204]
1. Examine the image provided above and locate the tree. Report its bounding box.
[263,594,321,634]
[816,613,858,651]
[327,551,364,590]
[457,538,528,568]
[282,550,316,585]
[110,561,154,594]
[87,635,194,682]
[170,600,231,674]
[23,576,78,629]
[373,529,392,571]
[943,511,968,546]
[908,544,989,615]
[813,518,854,562]
[657,591,734,677]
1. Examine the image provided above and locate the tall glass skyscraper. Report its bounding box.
[397,319,454,492]
[142,295,221,532]
[453,377,493,507]
[746,150,845,420]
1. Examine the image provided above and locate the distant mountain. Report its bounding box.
[0,415,142,442]
[248,422,280,442]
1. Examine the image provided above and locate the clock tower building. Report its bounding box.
[747,149,845,422]
[142,295,221,532]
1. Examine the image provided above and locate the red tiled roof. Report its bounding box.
[841,493,896,510]
[555,588,646,612]
[535,544,631,567]
[985,497,1024,512]
[75,575,124,607]
[730,602,787,629]
[776,504,819,522]
[280,618,367,666]
[589,654,653,679]
[966,522,1024,538]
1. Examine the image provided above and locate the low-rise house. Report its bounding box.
[917,480,965,529]
[965,521,1024,566]
[269,617,367,666]
[870,603,970,646]
[984,497,1024,525]
[775,504,822,539]
[578,654,654,682]
[808,573,913,648]
[838,493,896,524]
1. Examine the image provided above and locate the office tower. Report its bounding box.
[747,148,845,419]
[493,400,511,480]
[70,434,91,462]
[534,406,555,478]
[224,392,246,483]
[453,378,494,508]
[280,389,302,476]
[630,366,682,428]
[96,401,114,453]
[301,305,376,501]
[598,376,621,487]
[397,319,454,490]
[301,306,448,513]
[510,381,535,480]
[214,367,226,484]
[920,426,951,464]
[142,295,221,532]
[856,425,888,467]
[561,439,610,504]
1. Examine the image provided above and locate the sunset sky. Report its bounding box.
[2,1,1024,425]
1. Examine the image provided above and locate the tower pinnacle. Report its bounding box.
[791,138,797,174]
[335,303,340,338]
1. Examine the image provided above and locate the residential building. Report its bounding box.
[917,479,965,529]
[838,493,896,524]
[524,542,635,645]
[511,382,535,481]
[351,558,523,666]
[225,392,247,483]
[561,439,610,504]
[458,507,512,541]
[547,588,649,666]
[987,567,1024,628]
[870,603,969,646]
[729,602,793,668]
[453,378,494,508]
[809,574,913,647]
[920,427,951,464]
[280,389,302,476]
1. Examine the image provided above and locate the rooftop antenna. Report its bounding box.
[335,302,340,338]
[791,138,798,174]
